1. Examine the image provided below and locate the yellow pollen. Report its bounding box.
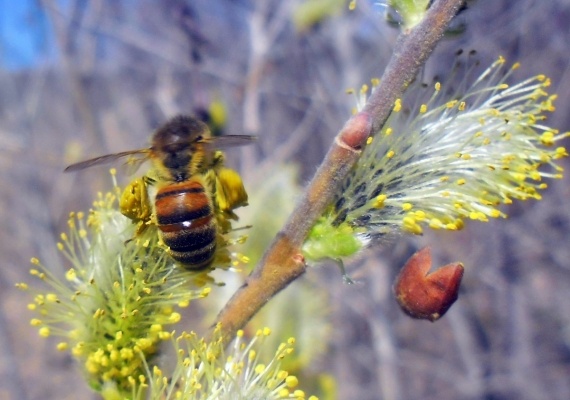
[178,299,190,308]
[57,342,68,351]
[46,293,59,302]
[420,104,427,113]
[543,78,552,87]
[490,209,502,218]
[555,147,568,157]
[393,99,402,112]
[366,136,373,145]
[414,210,426,220]
[373,194,387,209]
[402,216,423,235]
[429,218,443,229]
[286,376,299,388]
[386,150,395,158]
[277,370,288,380]
[455,219,465,230]
[540,131,555,145]
[65,269,77,281]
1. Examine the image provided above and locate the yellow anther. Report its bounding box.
[373,194,387,209]
[393,99,402,112]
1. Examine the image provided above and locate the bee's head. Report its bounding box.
[151,115,211,181]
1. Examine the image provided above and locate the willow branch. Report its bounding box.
[213,0,465,344]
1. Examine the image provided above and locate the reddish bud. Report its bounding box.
[393,247,464,322]
[339,112,372,150]
[292,253,306,267]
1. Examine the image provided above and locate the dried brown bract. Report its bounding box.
[394,246,464,321]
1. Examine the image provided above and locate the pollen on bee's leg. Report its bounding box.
[393,246,464,322]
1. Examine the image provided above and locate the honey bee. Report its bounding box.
[65,115,254,270]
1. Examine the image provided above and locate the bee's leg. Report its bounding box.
[214,168,248,212]
[211,150,225,169]
[142,175,156,186]
[119,177,153,236]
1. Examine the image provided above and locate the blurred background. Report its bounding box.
[1,0,570,399]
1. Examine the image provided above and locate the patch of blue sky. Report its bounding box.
[0,0,56,70]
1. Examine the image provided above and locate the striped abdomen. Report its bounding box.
[155,179,216,269]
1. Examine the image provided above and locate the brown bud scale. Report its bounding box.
[393,246,464,322]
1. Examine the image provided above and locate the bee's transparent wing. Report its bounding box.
[64,149,151,173]
[204,135,257,150]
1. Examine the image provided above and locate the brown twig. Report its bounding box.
[213,0,465,345]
